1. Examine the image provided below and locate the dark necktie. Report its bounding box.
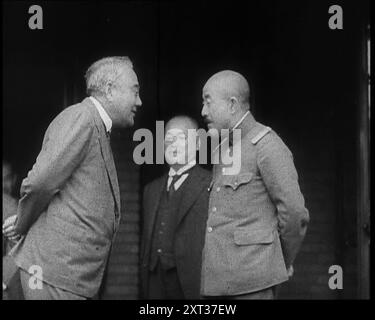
[168,174,182,198]
[168,165,195,198]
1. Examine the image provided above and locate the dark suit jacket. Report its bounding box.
[10,97,120,298]
[140,165,211,299]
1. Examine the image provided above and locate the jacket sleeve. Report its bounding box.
[15,108,94,235]
[257,134,309,268]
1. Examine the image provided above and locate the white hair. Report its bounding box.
[85,56,133,96]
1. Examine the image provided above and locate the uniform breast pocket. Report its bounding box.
[222,172,253,191]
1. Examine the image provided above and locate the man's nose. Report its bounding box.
[137,96,142,107]
[201,104,207,117]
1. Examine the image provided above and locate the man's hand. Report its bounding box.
[287,265,294,278]
[2,215,21,242]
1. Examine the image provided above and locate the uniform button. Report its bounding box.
[161,222,165,226]
[222,168,226,173]
[212,207,217,212]
[216,187,221,192]
[159,231,163,234]
[207,227,213,233]
[157,249,162,253]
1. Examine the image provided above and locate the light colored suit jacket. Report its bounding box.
[201,115,309,296]
[10,97,121,298]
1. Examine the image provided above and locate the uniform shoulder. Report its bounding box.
[255,127,292,158]
[250,124,272,145]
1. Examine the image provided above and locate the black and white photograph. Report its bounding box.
[2,0,370,306]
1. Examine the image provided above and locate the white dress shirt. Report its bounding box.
[167,160,196,191]
[89,96,112,134]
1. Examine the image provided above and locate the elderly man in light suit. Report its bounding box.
[2,56,142,299]
[200,70,309,299]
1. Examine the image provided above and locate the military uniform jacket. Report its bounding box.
[201,114,309,296]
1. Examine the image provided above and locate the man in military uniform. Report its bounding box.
[200,70,309,299]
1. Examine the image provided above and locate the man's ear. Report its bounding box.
[104,82,114,101]
[229,97,239,114]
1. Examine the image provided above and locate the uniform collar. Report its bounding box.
[213,111,256,154]
[233,111,257,141]
[89,96,112,134]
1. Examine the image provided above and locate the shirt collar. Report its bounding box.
[232,110,250,131]
[89,96,112,133]
[212,111,251,154]
[233,110,257,142]
[169,160,196,177]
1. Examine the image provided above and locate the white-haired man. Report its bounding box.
[3,56,142,299]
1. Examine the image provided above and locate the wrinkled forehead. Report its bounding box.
[203,78,228,99]
[165,117,198,133]
[202,80,214,95]
[165,128,186,137]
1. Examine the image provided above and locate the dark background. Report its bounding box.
[2,0,370,299]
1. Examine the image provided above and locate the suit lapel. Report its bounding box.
[175,166,208,228]
[105,140,121,214]
[85,98,121,215]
